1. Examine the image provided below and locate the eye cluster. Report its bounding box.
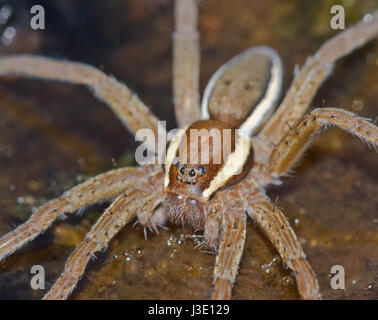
[175,162,206,185]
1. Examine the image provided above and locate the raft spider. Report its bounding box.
[0,0,377,300]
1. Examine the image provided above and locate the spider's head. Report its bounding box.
[163,120,254,202]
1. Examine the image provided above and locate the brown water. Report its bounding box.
[0,0,377,300]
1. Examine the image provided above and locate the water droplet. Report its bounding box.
[363,13,373,24]
[281,275,293,287]
[352,100,364,112]
[0,4,12,24]
[124,251,133,262]
[1,26,16,45]
[293,64,300,76]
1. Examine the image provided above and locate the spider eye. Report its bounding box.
[189,169,196,177]
[198,166,205,176]
[179,167,185,175]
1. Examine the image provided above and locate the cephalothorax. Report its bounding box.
[164,119,254,229]
[0,0,377,300]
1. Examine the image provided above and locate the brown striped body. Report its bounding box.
[163,119,254,229]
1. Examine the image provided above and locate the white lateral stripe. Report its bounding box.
[202,134,250,200]
[239,46,283,137]
[164,126,188,188]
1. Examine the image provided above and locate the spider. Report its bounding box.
[0,0,377,300]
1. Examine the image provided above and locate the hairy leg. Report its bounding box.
[136,164,165,230]
[137,192,167,234]
[248,201,320,300]
[204,208,221,252]
[0,56,165,151]
[206,183,250,299]
[204,172,266,253]
[211,211,246,300]
[43,185,157,299]
[270,108,378,177]
[261,10,378,145]
[0,166,154,261]
[173,0,201,127]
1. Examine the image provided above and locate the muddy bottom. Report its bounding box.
[0,0,377,299]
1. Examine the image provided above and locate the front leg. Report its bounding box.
[248,202,320,300]
[211,210,246,300]
[204,205,222,252]
[137,193,167,235]
[270,108,378,177]
[0,56,165,151]
[0,166,150,262]
[261,10,378,145]
[173,0,201,126]
[43,187,151,300]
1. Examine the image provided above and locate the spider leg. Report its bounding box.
[270,108,378,177]
[204,208,221,252]
[137,192,167,233]
[248,201,320,300]
[43,185,156,300]
[173,0,201,127]
[0,56,165,152]
[0,166,157,262]
[208,177,267,299]
[211,210,246,300]
[260,10,378,145]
